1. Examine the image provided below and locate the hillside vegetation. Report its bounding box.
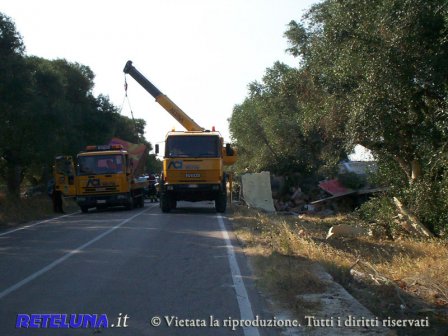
[229,0,448,236]
[0,12,150,199]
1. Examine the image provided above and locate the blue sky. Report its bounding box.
[3,0,317,152]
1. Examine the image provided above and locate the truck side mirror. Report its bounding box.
[155,144,159,154]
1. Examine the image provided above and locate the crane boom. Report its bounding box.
[123,61,203,132]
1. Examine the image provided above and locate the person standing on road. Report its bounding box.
[148,173,158,203]
[52,185,64,213]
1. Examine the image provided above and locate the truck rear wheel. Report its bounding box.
[215,193,227,213]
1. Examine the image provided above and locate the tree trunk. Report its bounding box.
[411,159,422,182]
[6,162,23,198]
[254,122,281,163]
[395,156,412,182]
[393,197,434,237]
[394,157,423,184]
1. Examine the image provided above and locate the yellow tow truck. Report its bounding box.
[54,141,148,213]
[123,61,236,212]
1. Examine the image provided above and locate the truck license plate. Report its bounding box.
[97,200,106,204]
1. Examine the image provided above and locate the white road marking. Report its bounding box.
[217,215,260,336]
[0,212,78,237]
[0,207,150,300]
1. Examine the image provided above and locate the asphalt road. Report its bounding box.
[0,201,280,336]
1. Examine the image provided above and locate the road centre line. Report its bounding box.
[217,215,260,336]
[0,207,150,300]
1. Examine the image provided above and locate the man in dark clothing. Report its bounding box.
[52,185,64,213]
[148,174,158,203]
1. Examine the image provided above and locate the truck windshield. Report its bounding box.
[77,154,124,175]
[165,135,220,158]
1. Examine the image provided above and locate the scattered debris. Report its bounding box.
[326,224,370,240]
[241,171,276,212]
[318,179,355,197]
[245,162,385,217]
[271,175,386,216]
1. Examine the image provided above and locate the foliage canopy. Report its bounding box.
[229,0,448,234]
[0,12,155,196]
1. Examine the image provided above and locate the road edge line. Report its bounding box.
[0,212,79,237]
[217,214,260,336]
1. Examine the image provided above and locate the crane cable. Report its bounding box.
[118,75,139,138]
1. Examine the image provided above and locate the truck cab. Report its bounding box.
[160,131,226,211]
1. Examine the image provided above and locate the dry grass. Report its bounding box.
[228,206,328,318]
[228,205,448,336]
[0,193,78,228]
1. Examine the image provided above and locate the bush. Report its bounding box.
[355,158,448,237]
[401,177,448,237]
[0,195,53,226]
[356,196,397,238]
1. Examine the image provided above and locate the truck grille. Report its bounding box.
[82,186,119,194]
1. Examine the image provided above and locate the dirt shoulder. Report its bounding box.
[0,194,78,229]
[227,205,448,336]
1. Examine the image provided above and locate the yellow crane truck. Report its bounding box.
[123,60,236,213]
[54,141,148,213]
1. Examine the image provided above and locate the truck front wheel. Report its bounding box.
[170,198,177,209]
[126,197,134,210]
[160,194,171,213]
